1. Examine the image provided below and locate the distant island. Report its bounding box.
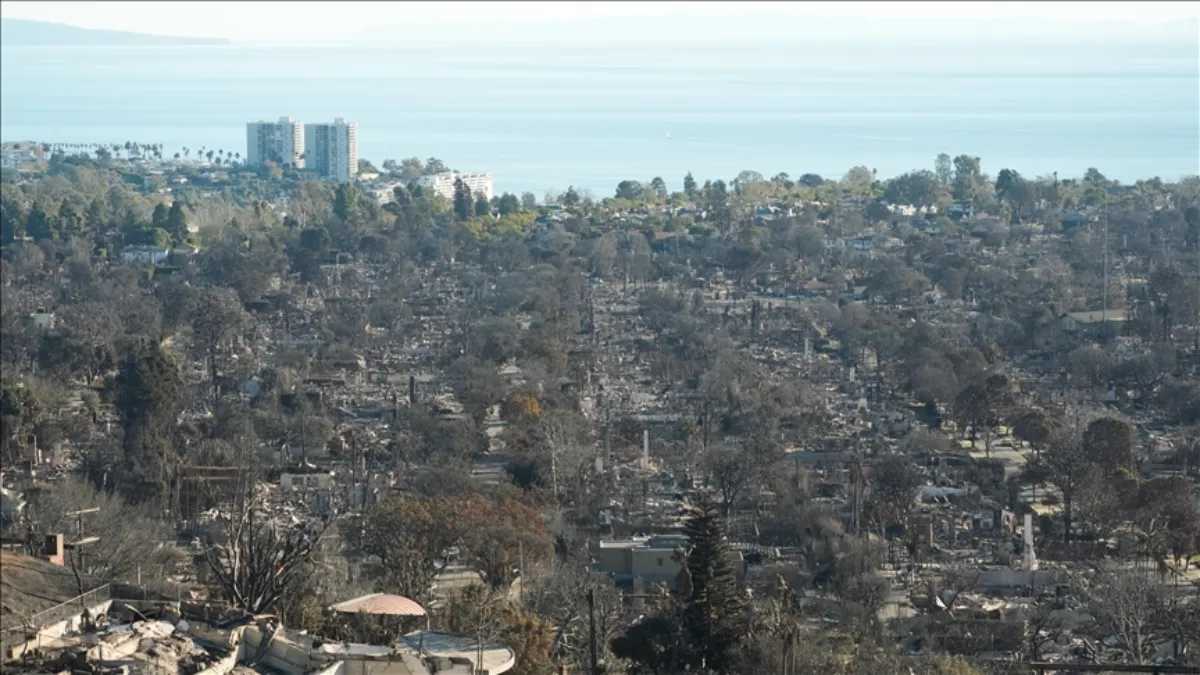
[0,18,228,46]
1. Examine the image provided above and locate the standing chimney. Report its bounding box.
[408,375,417,406]
[44,533,65,566]
[1022,513,1038,572]
[641,429,650,470]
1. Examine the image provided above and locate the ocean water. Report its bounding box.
[1,40,1197,196]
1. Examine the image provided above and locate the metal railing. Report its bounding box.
[1,583,111,659]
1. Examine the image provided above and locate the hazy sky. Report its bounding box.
[2,1,1197,42]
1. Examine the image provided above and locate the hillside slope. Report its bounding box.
[1,19,228,46]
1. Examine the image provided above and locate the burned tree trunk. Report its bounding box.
[202,499,331,614]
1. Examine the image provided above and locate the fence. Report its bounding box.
[0,584,111,659]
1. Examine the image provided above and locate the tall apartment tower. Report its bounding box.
[246,117,304,169]
[303,118,358,182]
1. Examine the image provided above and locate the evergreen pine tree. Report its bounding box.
[165,201,188,243]
[680,498,746,672]
[85,198,108,231]
[683,171,697,197]
[453,178,473,221]
[25,203,53,242]
[152,202,169,230]
[57,199,81,238]
[115,338,183,505]
[333,183,360,224]
[474,193,490,217]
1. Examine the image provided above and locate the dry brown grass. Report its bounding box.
[0,551,101,630]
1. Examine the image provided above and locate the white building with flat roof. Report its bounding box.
[0,141,46,172]
[304,118,358,182]
[416,171,494,202]
[246,117,304,169]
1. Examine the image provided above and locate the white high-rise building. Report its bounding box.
[303,118,358,182]
[246,117,304,169]
[416,171,494,202]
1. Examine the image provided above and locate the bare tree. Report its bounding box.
[186,287,251,408]
[1023,601,1070,662]
[524,558,628,670]
[1075,564,1171,663]
[202,498,332,614]
[535,408,592,506]
[703,442,759,517]
[438,583,508,673]
[28,478,176,582]
[868,454,925,531]
[1026,426,1093,544]
[924,562,982,617]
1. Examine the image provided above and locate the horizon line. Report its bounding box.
[3,13,1197,45]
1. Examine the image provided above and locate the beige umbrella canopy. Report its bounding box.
[330,593,427,617]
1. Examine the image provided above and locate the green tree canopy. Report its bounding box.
[883,170,942,207]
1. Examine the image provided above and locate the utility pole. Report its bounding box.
[550,440,559,505]
[518,540,525,603]
[1102,201,1109,324]
[849,435,864,536]
[849,458,862,537]
[64,507,100,584]
[588,587,600,674]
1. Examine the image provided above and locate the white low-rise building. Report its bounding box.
[29,310,56,331]
[416,171,494,202]
[1,142,45,172]
[120,245,170,264]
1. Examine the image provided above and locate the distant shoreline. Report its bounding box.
[6,143,1197,199]
[2,14,1196,49]
[0,18,229,47]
